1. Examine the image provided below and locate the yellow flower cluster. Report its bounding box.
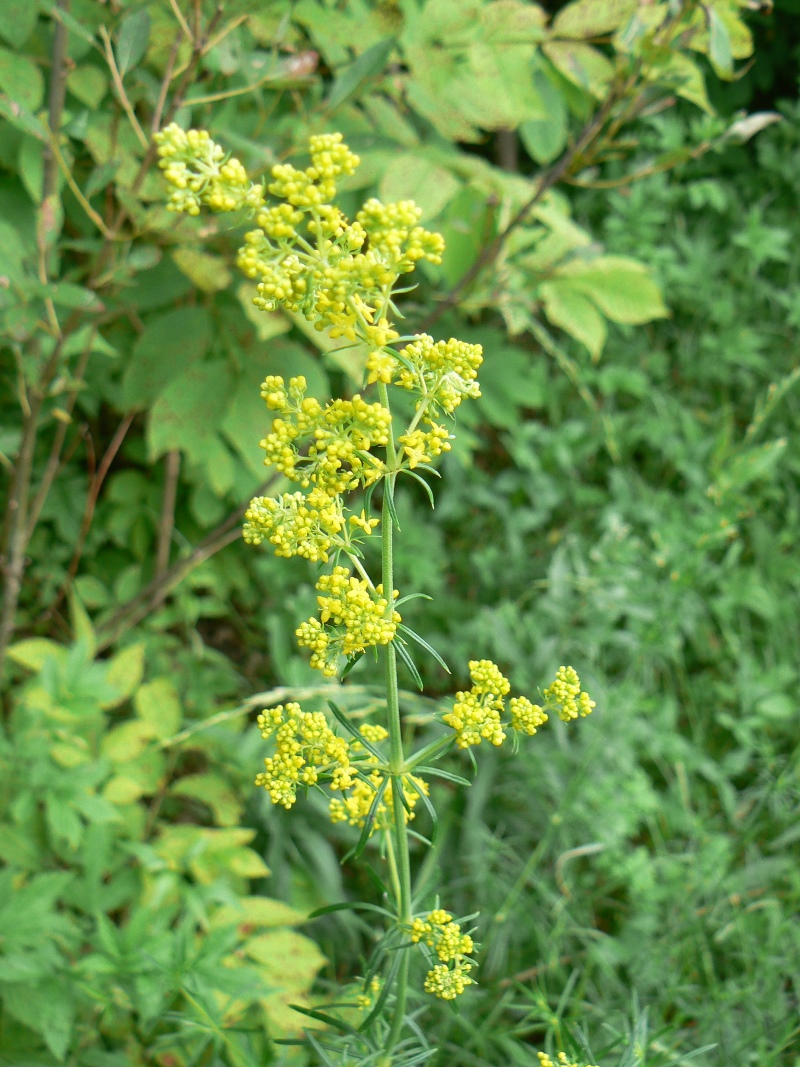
[154,123,263,215]
[242,488,344,561]
[397,420,453,469]
[329,724,427,832]
[254,703,353,809]
[443,660,510,749]
[537,1053,599,1067]
[411,909,475,1000]
[257,374,390,495]
[543,666,596,721]
[233,134,443,340]
[443,663,594,748]
[367,334,483,415]
[296,567,401,677]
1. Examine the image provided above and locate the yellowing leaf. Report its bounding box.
[172,247,233,293]
[135,678,182,740]
[552,0,637,39]
[211,896,308,932]
[556,255,668,324]
[481,0,547,43]
[171,773,243,827]
[70,591,96,657]
[246,929,326,989]
[229,849,271,879]
[103,776,145,804]
[102,719,158,762]
[103,644,145,709]
[542,39,614,98]
[7,639,67,671]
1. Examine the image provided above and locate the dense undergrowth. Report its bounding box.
[2,0,800,1064]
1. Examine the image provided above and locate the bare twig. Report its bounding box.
[43,0,71,201]
[167,0,193,44]
[46,413,135,618]
[26,338,94,540]
[95,473,279,651]
[99,25,150,151]
[151,30,184,134]
[155,450,181,577]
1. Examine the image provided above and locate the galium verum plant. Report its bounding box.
[155,124,596,1057]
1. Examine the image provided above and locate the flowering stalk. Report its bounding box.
[155,124,597,1057]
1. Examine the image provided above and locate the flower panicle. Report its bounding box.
[411,909,475,1000]
[443,661,594,749]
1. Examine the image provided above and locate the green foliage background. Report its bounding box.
[1,1,800,1064]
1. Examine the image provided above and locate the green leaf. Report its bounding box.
[135,678,182,739]
[66,65,107,109]
[172,247,233,293]
[7,638,67,671]
[0,49,45,111]
[122,306,212,409]
[236,283,292,341]
[539,279,607,358]
[326,36,397,112]
[481,0,547,43]
[0,95,48,140]
[519,67,568,165]
[0,0,38,48]
[103,643,145,708]
[378,156,460,222]
[116,8,151,76]
[542,40,613,99]
[556,255,668,324]
[171,773,243,827]
[707,6,733,79]
[660,52,712,114]
[69,591,96,658]
[552,0,637,39]
[147,361,234,464]
[2,978,76,1060]
[101,719,157,762]
[17,136,43,204]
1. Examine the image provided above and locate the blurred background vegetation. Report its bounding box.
[1,0,800,1064]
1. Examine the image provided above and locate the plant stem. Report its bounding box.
[382,477,412,1053]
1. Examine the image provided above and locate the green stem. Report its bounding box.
[379,383,411,1052]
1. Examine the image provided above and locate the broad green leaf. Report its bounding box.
[69,591,96,658]
[0,95,48,140]
[172,247,232,293]
[707,7,733,79]
[211,896,308,931]
[658,52,712,113]
[66,65,108,108]
[539,279,607,358]
[229,848,271,879]
[48,283,102,311]
[7,638,67,671]
[519,68,568,164]
[122,306,212,409]
[103,643,145,708]
[556,255,668,324]
[135,678,182,740]
[378,156,460,222]
[1,978,76,1060]
[237,283,292,341]
[552,0,637,39]
[0,50,45,111]
[18,136,43,204]
[542,40,613,99]
[326,36,396,112]
[116,8,151,76]
[147,360,234,463]
[0,0,38,48]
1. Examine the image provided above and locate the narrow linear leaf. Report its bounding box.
[308,901,393,920]
[394,638,423,690]
[327,701,384,761]
[413,764,471,787]
[401,467,436,508]
[353,777,389,859]
[326,37,397,113]
[405,775,439,845]
[397,624,450,673]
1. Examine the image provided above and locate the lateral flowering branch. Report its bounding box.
[155,126,597,1024]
